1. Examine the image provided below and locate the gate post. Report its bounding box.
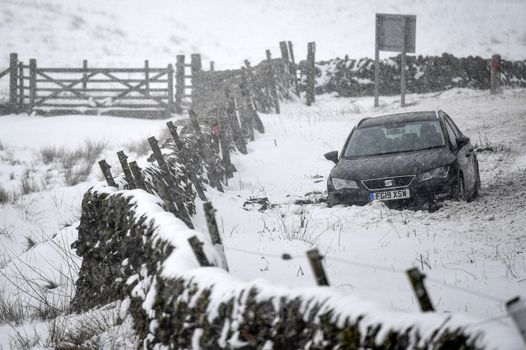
[18,62,24,108]
[175,55,185,114]
[167,64,174,113]
[82,59,88,92]
[28,59,37,113]
[9,53,18,113]
[190,54,202,74]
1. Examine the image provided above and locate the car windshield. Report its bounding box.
[344,120,445,158]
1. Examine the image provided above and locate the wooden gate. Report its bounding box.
[19,59,178,118]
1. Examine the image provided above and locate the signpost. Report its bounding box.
[375,14,416,108]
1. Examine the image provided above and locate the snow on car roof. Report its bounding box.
[358,111,438,128]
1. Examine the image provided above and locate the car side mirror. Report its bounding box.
[456,136,470,148]
[324,151,338,164]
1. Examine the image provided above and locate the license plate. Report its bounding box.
[370,189,410,201]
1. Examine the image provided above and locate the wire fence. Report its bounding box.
[223,245,522,329]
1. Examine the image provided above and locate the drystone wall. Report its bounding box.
[192,58,295,117]
[298,53,526,97]
[71,186,500,350]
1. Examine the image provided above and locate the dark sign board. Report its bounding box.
[376,14,416,53]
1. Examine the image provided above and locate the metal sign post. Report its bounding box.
[375,14,416,108]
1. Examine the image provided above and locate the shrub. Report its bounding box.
[40,146,64,164]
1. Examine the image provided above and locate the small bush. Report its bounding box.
[20,178,41,195]
[0,292,28,325]
[0,150,21,166]
[59,139,107,186]
[64,161,94,186]
[40,146,64,164]
[0,185,9,204]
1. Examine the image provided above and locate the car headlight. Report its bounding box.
[418,166,449,181]
[332,178,360,190]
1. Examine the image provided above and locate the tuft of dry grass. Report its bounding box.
[0,292,28,325]
[124,138,150,156]
[0,184,9,204]
[40,146,64,164]
[55,139,107,186]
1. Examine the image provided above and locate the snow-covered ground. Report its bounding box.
[1,88,525,347]
[1,0,526,347]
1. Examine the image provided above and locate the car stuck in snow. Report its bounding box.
[325,110,481,208]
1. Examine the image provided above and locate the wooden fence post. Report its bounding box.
[288,41,295,64]
[239,80,255,142]
[129,161,147,190]
[218,113,235,179]
[225,90,247,155]
[9,53,18,113]
[306,249,329,286]
[279,41,290,62]
[18,62,24,107]
[306,42,316,106]
[166,121,185,150]
[167,63,174,113]
[144,59,150,94]
[406,267,434,312]
[117,150,136,189]
[203,201,229,271]
[28,59,37,112]
[188,109,224,192]
[191,54,202,74]
[98,160,117,188]
[288,41,300,97]
[506,296,526,344]
[175,55,185,114]
[203,201,222,245]
[166,121,208,201]
[82,59,88,92]
[265,50,280,114]
[188,236,211,267]
[148,136,193,229]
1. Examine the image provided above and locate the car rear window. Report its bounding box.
[344,120,445,158]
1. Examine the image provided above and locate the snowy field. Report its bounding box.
[0,88,525,347]
[1,0,526,347]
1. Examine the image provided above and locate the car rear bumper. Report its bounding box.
[328,177,454,208]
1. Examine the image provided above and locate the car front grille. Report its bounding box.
[362,175,415,190]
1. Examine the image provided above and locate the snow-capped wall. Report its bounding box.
[192,58,295,117]
[300,54,526,97]
[71,186,516,349]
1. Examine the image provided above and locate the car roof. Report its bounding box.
[357,111,438,128]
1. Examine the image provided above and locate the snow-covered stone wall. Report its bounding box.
[300,54,526,97]
[71,187,504,349]
[192,58,295,117]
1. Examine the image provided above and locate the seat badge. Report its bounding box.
[384,179,393,187]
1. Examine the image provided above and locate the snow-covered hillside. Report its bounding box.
[1,0,526,348]
[0,0,525,70]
